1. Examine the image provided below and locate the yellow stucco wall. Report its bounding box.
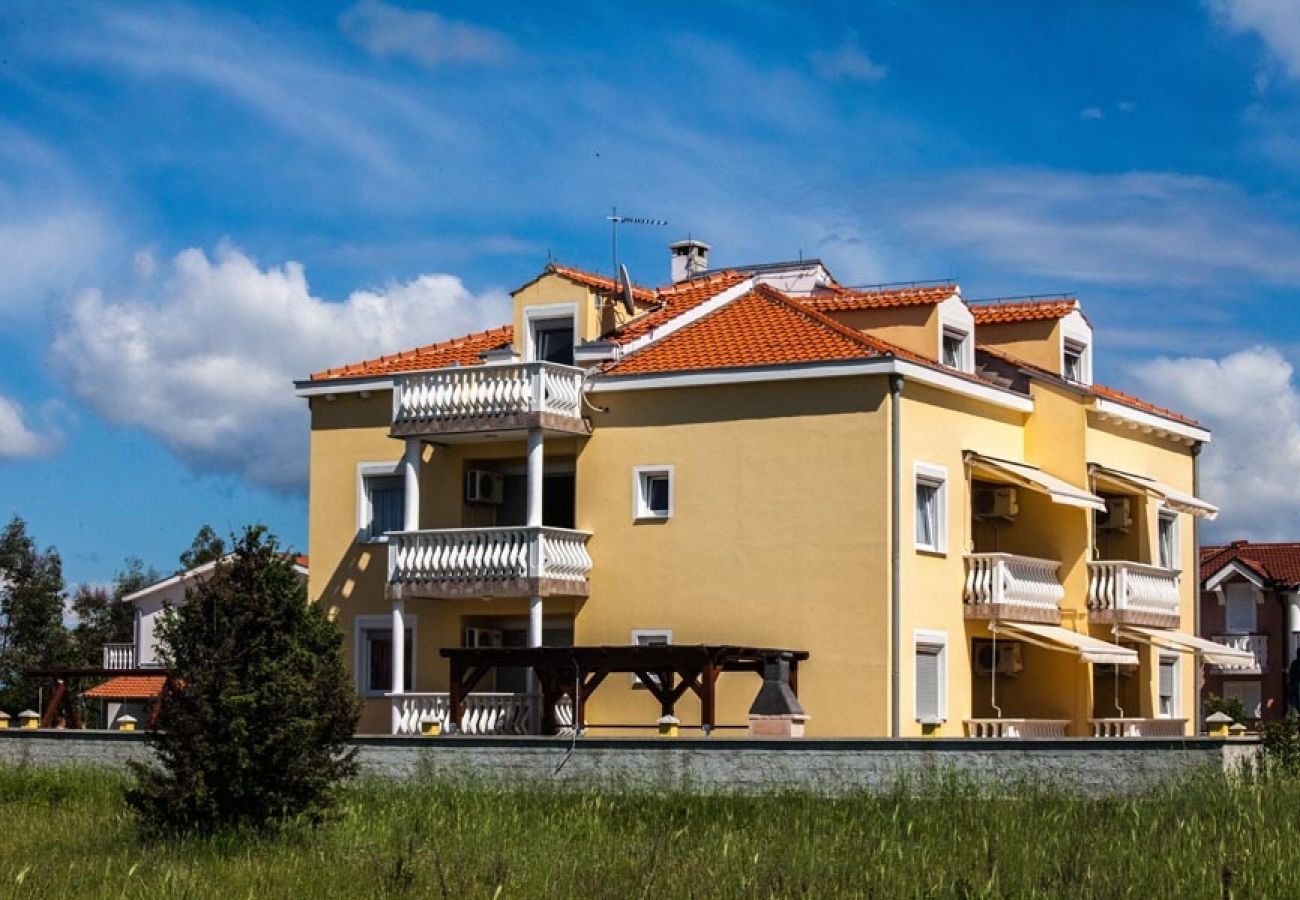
[976,320,1062,374]
[826,305,940,362]
[512,274,602,350]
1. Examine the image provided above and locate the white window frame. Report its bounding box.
[913,629,948,724]
[357,461,405,543]
[940,325,972,372]
[1060,311,1094,385]
[1157,508,1179,570]
[354,614,418,697]
[1157,653,1180,719]
[1223,582,1259,635]
[632,465,675,521]
[631,628,673,687]
[523,302,579,363]
[913,462,948,554]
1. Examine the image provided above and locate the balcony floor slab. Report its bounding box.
[964,604,1062,626]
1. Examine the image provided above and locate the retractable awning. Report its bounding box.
[1118,626,1255,668]
[965,452,1107,512]
[995,621,1139,666]
[1089,464,1218,520]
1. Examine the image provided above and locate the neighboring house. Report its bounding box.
[296,241,1238,738]
[83,554,308,727]
[1200,542,1300,722]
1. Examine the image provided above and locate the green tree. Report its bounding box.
[127,526,358,835]
[0,516,73,712]
[70,558,160,667]
[178,524,226,571]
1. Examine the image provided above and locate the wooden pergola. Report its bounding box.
[27,668,175,729]
[440,644,809,734]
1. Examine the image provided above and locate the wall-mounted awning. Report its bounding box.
[1089,464,1218,520]
[1118,626,1254,668]
[965,452,1107,512]
[995,621,1139,666]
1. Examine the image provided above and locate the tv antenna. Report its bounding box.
[606,206,667,275]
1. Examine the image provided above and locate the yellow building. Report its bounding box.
[296,242,1247,738]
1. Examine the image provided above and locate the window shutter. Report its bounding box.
[915,646,940,720]
[1225,585,1257,634]
[1159,658,1175,700]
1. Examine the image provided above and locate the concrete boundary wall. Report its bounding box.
[0,731,1259,795]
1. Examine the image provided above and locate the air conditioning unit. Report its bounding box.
[465,470,504,504]
[973,640,1023,677]
[1097,497,1132,532]
[463,627,504,649]
[973,486,1019,520]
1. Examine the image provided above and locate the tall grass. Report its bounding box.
[0,765,1296,897]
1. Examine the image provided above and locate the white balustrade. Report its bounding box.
[964,553,1065,613]
[393,362,584,430]
[1211,634,1267,672]
[1090,718,1187,738]
[388,526,592,589]
[390,693,575,736]
[102,643,136,670]
[1087,561,1180,618]
[964,718,1070,738]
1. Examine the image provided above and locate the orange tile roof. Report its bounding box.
[804,282,956,312]
[970,297,1079,325]
[522,262,657,303]
[1202,542,1300,586]
[311,325,513,382]
[83,675,167,700]
[610,271,751,345]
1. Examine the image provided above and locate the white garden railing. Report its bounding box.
[964,554,1064,613]
[392,362,583,430]
[390,693,576,736]
[1089,718,1187,738]
[102,643,136,670]
[964,718,1070,738]
[387,527,592,590]
[1087,561,1180,619]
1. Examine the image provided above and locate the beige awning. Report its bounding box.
[995,621,1139,666]
[1089,464,1218,520]
[1118,626,1255,668]
[965,452,1107,513]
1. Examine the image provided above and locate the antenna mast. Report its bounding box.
[606,206,668,274]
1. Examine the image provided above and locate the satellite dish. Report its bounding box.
[618,264,636,316]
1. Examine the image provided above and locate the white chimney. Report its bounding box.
[669,239,710,283]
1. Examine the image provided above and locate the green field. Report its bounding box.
[0,765,1297,898]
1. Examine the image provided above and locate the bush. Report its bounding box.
[126,526,359,835]
[1262,713,1300,774]
[1204,692,1246,724]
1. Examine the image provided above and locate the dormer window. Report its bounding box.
[525,304,578,366]
[941,326,970,371]
[1063,338,1087,383]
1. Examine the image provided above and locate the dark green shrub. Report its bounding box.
[1205,692,1246,724]
[1262,713,1300,774]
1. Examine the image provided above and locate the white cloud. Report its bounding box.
[811,33,887,82]
[1131,346,1300,539]
[50,245,512,492]
[1210,0,1300,79]
[339,0,514,68]
[1080,106,1104,120]
[0,206,112,316]
[0,394,58,460]
[903,168,1300,286]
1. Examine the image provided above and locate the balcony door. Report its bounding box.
[497,473,576,529]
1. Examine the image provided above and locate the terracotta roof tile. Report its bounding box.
[971,297,1079,325]
[609,271,751,345]
[310,326,513,382]
[1201,542,1300,586]
[83,675,167,700]
[525,262,657,303]
[804,282,956,312]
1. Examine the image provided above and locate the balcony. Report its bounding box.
[390,362,588,440]
[1087,561,1180,628]
[102,643,136,670]
[387,526,592,599]
[390,692,574,736]
[1210,634,1267,674]
[963,553,1065,624]
[965,718,1070,738]
[1090,718,1187,738]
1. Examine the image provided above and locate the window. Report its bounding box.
[1223,680,1262,720]
[632,629,672,687]
[1157,654,1179,718]
[358,462,405,542]
[525,304,578,366]
[914,630,948,723]
[914,463,947,553]
[1224,583,1258,634]
[1157,510,1178,569]
[633,466,674,520]
[1063,338,1088,383]
[356,616,416,696]
[941,327,969,370]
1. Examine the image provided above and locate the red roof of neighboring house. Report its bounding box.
[82,676,168,701]
[310,326,514,382]
[293,554,309,568]
[1201,542,1300,587]
[970,297,1079,325]
[804,282,957,312]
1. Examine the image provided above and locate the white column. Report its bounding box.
[390,598,406,734]
[526,427,545,649]
[1288,592,1300,661]
[402,438,421,533]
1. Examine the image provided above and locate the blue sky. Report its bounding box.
[4,0,1300,585]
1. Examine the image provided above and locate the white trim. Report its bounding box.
[294,376,395,398]
[1090,398,1211,444]
[937,293,975,373]
[1203,558,1268,592]
[592,357,1034,412]
[632,465,675,521]
[1157,508,1179,570]
[357,460,404,543]
[354,614,418,697]
[1157,653,1180,719]
[631,629,673,686]
[1060,310,1093,386]
[913,628,948,723]
[524,303,579,363]
[618,278,756,357]
[913,462,948,554]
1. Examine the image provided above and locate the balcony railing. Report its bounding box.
[1087,561,1180,625]
[965,718,1070,738]
[390,692,575,736]
[391,362,586,437]
[1211,634,1267,673]
[963,553,1065,621]
[1090,718,1187,738]
[388,526,592,598]
[102,643,136,670]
